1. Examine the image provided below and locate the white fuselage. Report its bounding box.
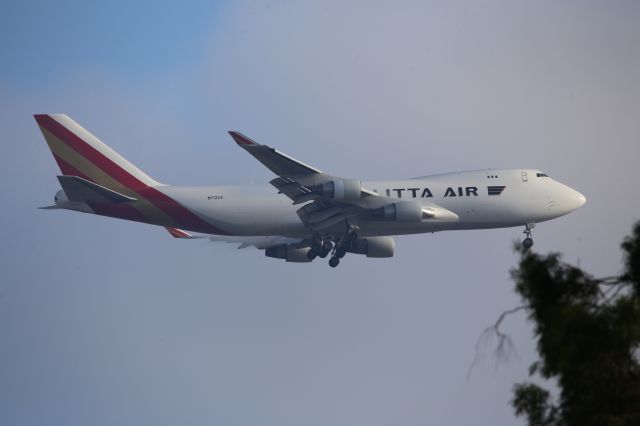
[156,169,585,237]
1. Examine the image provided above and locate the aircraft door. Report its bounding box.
[521,172,528,182]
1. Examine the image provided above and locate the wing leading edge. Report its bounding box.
[228,131,323,178]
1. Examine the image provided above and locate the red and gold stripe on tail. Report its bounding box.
[35,114,230,235]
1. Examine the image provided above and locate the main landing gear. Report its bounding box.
[306,226,358,268]
[522,223,535,249]
[328,228,358,268]
[307,239,333,260]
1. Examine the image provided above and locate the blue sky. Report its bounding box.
[1,1,640,425]
[0,0,219,85]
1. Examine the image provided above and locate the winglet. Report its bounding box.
[229,131,259,146]
[165,227,194,239]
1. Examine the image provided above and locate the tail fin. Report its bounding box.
[34,114,161,190]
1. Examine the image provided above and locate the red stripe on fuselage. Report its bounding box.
[137,187,230,234]
[37,115,230,235]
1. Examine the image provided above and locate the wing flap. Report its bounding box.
[164,227,304,249]
[269,177,319,204]
[209,235,305,250]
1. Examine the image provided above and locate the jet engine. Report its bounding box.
[265,244,312,262]
[346,236,395,258]
[372,201,425,222]
[311,179,362,202]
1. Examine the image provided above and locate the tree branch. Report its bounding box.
[467,305,529,380]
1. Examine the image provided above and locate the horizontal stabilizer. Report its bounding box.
[57,175,137,204]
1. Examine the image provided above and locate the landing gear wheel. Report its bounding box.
[307,249,318,260]
[329,257,340,268]
[320,241,333,258]
[522,223,535,250]
[336,248,346,259]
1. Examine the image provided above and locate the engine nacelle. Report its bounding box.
[265,245,312,263]
[313,179,362,202]
[372,201,424,222]
[346,236,395,258]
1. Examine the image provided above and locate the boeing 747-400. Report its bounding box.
[36,114,586,267]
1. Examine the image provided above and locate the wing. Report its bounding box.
[165,227,304,249]
[229,131,349,204]
[228,131,378,201]
[228,131,324,180]
[209,235,305,250]
[229,131,458,232]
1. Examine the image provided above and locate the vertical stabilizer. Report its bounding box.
[34,114,161,190]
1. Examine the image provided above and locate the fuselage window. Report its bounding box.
[536,173,549,177]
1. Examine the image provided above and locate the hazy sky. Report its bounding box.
[2,1,640,425]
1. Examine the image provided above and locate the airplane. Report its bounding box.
[35,114,586,267]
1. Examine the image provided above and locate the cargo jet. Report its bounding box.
[35,114,586,267]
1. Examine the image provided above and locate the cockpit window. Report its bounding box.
[536,173,549,177]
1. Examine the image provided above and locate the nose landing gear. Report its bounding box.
[522,223,535,249]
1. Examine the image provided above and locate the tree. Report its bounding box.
[508,222,640,426]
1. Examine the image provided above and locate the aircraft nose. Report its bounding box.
[568,188,586,211]
[550,184,586,216]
